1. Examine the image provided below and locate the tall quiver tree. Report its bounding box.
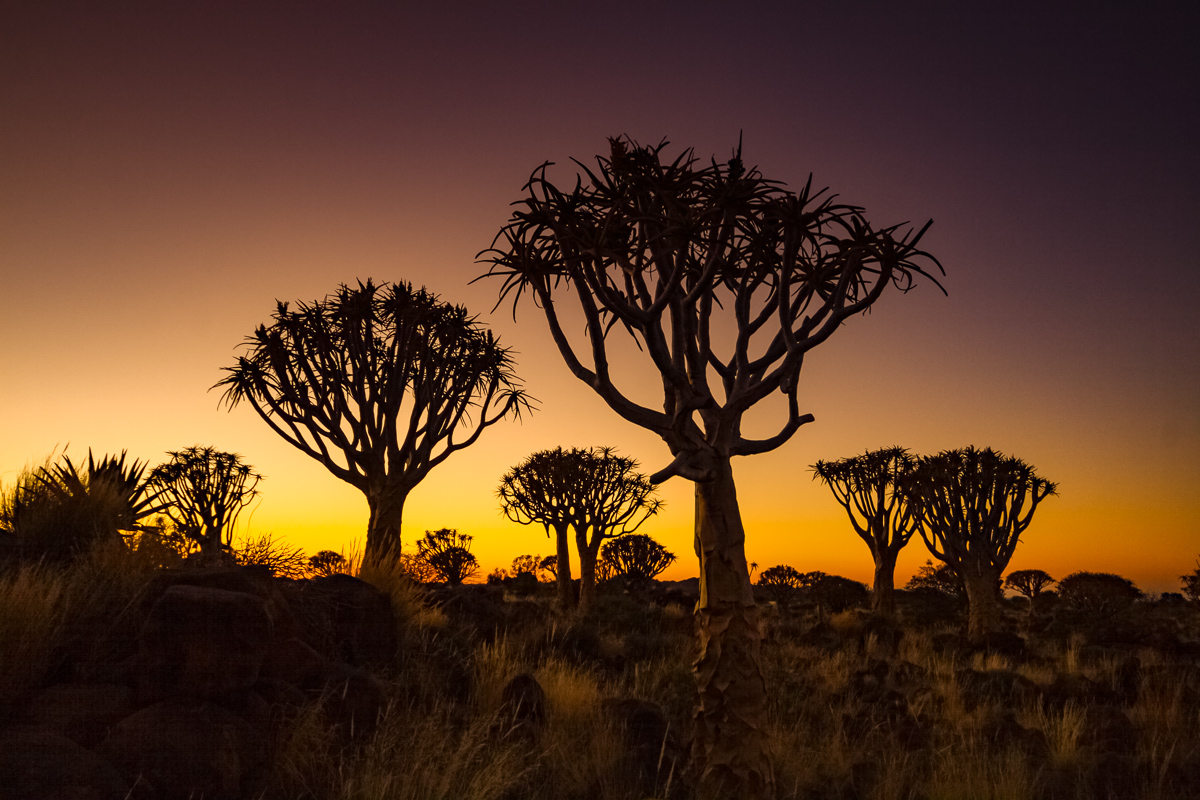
[216,280,528,567]
[813,447,917,617]
[480,137,943,798]
[903,446,1057,639]
[148,446,262,557]
[498,447,661,611]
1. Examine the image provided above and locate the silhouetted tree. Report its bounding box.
[902,447,1056,638]
[216,280,528,566]
[1004,569,1056,618]
[812,574,870,616]
[480,136,942,796]
[599,533,676,580]
[905,559,965,601]
[538,554,558,581]
[1057,571,1142,612]
[498,447,662,611]
[510,554,542,577]
[756,565,806,606]
[1182,559,1200,606]
[147,446,262,557]
[813,447,917,616]
[308,549,349,577]
[416,528,478,585]
[399,551,438,583]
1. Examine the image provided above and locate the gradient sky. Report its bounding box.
[2,2,1197,591]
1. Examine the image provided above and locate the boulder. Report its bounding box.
[136,584,272,703]
[297,574,397,666]
[0,728,134,800]
[95,699,267,800]
[19,682,135,748]
[603,698,683,798]
[303,662,389,738]
[143,565,302,641]
[498,672,546,738]
[260,635,330,688]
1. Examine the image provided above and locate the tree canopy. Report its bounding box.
[498,446,661,610]
[216,280,528,565]
[903,446,1057,637]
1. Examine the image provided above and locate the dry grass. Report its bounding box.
[272,696,532,800]
[4,533,1200,800]
[0,560,70,703]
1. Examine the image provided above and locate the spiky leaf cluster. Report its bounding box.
[498,446,662,541]
[481,137,943,480]
[813,446,918,558]
[902,447,1057,573]
[216,280,528,494]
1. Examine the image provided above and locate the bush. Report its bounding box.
[757,565,803,605]
[232,531,308,578]
[599,534,675,580]
[308,550,350,578]
[905,560,964,601]
[1,451,161,564]
[1057,571,1142,612]
[813,574,870,613]
[1181,559,1200,606]
[416,529,479,585]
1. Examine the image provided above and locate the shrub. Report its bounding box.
[232,531,308,578]
[1057,571,1142,612]
[756,565,805,605]
[308,550,350,578]
[416,528,479,585]
[813,574,870,613]
[598,534,675,580]
[1181,559,1200,605]
[1,450,162,564]
[906,560,964,601]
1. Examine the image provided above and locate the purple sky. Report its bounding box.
[2,2,1197,589]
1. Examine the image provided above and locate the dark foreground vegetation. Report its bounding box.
[2,539,1199,800]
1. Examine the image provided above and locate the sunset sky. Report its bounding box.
[2,2,1196,591]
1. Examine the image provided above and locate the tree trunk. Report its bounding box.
[692,460,774,800]
[871,554,897,617]
[962,562,1002,639]
[365,487,406,567]
[553,523,574,610]
[577,535,598,614]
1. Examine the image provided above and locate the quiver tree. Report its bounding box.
[216,280,528,566]
[498,446,662,611]
[147,446,262,557]
[813,447,917,616]
[902,447,1057,639]
[599,532,676,581]
[415,528,479,585]
[1003,569,1056,618]
[480,136,942,796]
[510,554,543,577]
[755,565,806,607]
